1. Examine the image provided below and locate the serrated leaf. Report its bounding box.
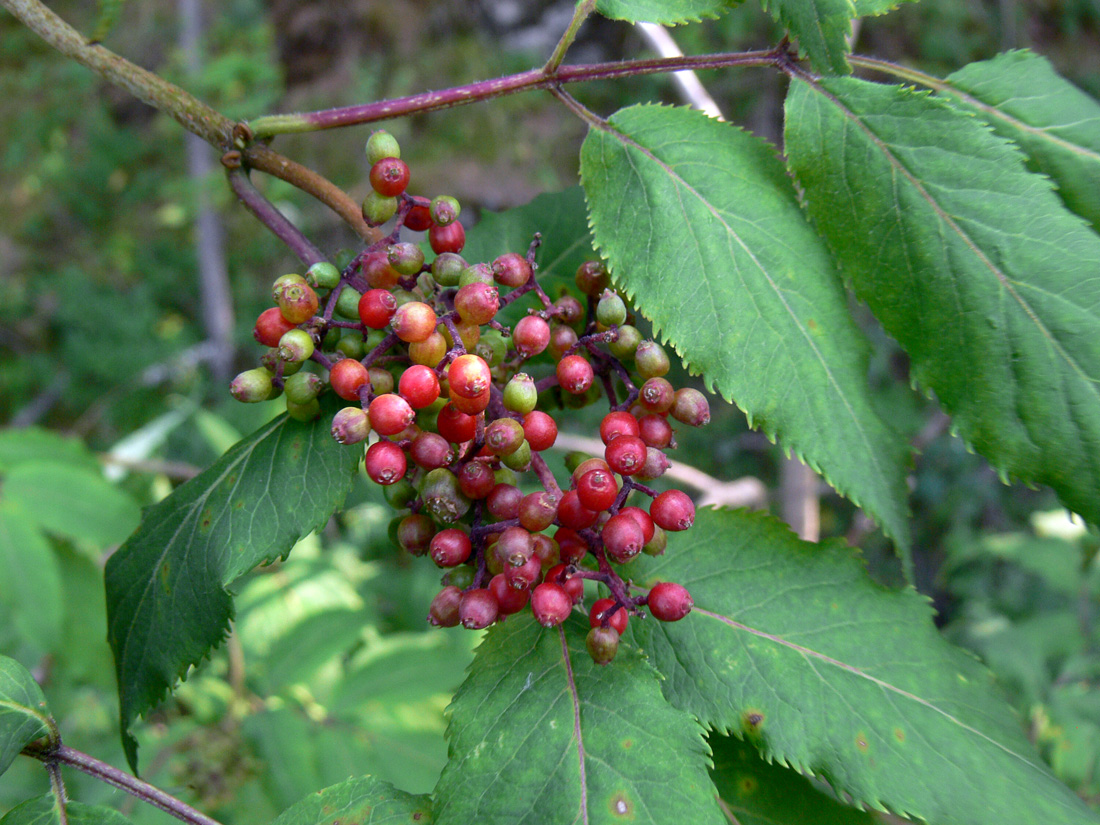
[105,405,361,771]
[5,461,140,547]
[761,0,854,74]
[271,776,432,825]
[0,502,63,651]
[434,613,725,825]
[628,507,1098,825]
[708,733,875,825]
[0,795,132,825]
[0,657,51,777]
[596,0,742,26]
[785,77,1100,531]
[936,51,1100,233]
[0,428,99,474]
[580,104,910,557]
[851,0,916,15]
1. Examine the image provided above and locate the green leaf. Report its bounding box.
[105,405,361,770]
[708,733,875,825]
[938,50,1100,233]
[851,0,917,15]
[0,502,63,651]
[0,427,99,474]
[272,776,432,825]
[0,656,51,777]
[628,507,1098,825]
[258,607,370,691]
[4,461,140,547]
[595,0,742,25]
[580,104,910,556]
[761,0,854,74]
[0,796,132,825]
[785,77,1100,532]
[433,613,725,825]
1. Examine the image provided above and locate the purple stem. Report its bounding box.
[225,168,324,265]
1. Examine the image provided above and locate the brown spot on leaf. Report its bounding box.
[200,508,213,532]
[894,727,905,742]
[737,775,758,795]
[621,738,634,749]
[609,792,634,819]
[856,733,869,753]
[742,708,765,736]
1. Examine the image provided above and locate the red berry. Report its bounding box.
[647,582,693,622]
[409,432,452,470]
[556,355,594,395]
[365,440,407,485]
[448,354,492,399]
[548,324,579,360]
[602,513,645,563]
[518,491,559,532]
[557,490,599,531]
[437,403,477,443]
[489,574,531,615]
[650,490,695,531]
[505,554,542,591]
[619,506,656,545]
[639,377,675,414]
[277,283,319,324]
[454,283,500,326]
[362,250,401,289]
[575,260,610,296]
[449,386,491,415]
[403,203,433,231]
[369,393,416,436]
[553,295,584,325]
[398,365,441,409]
[429,528,472,568]
[600,411,640,444]
[254,307,298,347]
[576,469,618,513]
[513,315,550,357]
[546,563,584,604]
[522,411,557,452]
[457,460,496,499]
[605,435,647,476]
[589,598,628,634]
[486,484,523,521]
[555,528,588,565]
[358,288,398,329]
[459,589,499,630]
[530,582,573,627]
[638,414,673,448]
[369,157,410,197]
[492,252,532,288]
[429,221,466,255]
[392,301,437,343]
[329,358,370,401]
[428,586,462,627]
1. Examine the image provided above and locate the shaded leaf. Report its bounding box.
[0,502,63,651]
[258,607,369,691]
[581,104,910,557]
[785,77,1100,530]
[0,796,132,825]
[271,776,431,825]
[941,50,1100,233]
[596,0,742,25]
[628,507,1098,825]
[105,405,361,770]
[709,733,875,825]
[0,428,99,474]
[5,461,140,547]
[0,656,50,777]
[433,613,724,825]
[761,0,854,74]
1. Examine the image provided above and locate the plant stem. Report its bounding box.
[22,742,223,825]
[47,762,69,825]
[544,0,597,73]
[849,54,948,90]
[0,0,233,147]
[247,49,786,138]
[225,168,326,266]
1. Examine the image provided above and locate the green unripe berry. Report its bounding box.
[285,397,321,422]
[278,328,315,363]
[306,262,341,290]
[502,373,538,415]
[261,348,303,375]
[493,466,518,488]
[367,366,395,395]
[500,439,532,472]
[364,329,388,352]
[230,368,274,403]
[335,332,365,360]
[596,290,627,327]
[366,130,401,165]
[443,565,475,590]
[485,417,526,456]
[473,329,507,367]
[458,263,494,287]
[635,340,670,379]
[335,286,363,319]
[586,626,620,665]
[388,242,425,276]
[643,524,668,556]
[609,324,641,359]
[363,191,398,226]
[272,273,306,303]
[390,288,418,309]
[564,451,593,475]
[284,371,324,405]
[321,326,342,351]
[420,468,472,523]
[430,195,461,226]
[384,478,418,510]
[431,252,467,287]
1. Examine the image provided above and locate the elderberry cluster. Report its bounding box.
[231,130,708,664]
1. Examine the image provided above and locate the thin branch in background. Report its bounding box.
[97,454,202,480]
[634,22,725,120]
[224,167,326,266]
[180,0,234,384]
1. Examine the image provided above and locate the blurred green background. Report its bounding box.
[1,0,1099,820]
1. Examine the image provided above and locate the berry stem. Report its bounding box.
[529,453,563,498]
[225,169,325,266]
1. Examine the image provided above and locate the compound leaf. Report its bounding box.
[105,405,361,770]
[581,104,910,558]
[937,50,1100,233]
[0,657,51,777]
[271,775,431,825]
[433,613,724,825]
[785,77,1100,531]
[628,507,1098,825]
[761,0,854,75]
[595,0,742,25]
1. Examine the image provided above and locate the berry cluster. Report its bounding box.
[231,130,708,663]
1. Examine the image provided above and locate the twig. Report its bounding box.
[224,167,326,265]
